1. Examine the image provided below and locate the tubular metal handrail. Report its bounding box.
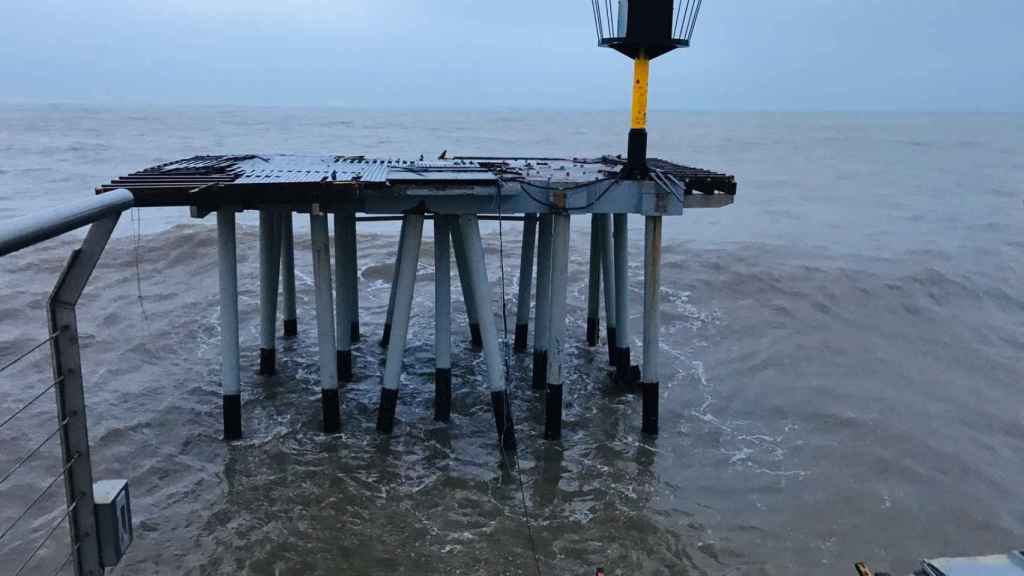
[0,189,133,258]
[0,189,134,576]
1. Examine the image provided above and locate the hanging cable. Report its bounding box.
[503,177,621,213]
[494,184,543,576]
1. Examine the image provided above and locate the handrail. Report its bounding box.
[0,189,134,257]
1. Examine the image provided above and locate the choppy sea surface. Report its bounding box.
[1,105,1023,575]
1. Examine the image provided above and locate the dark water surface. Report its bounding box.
[1,106,1023,575]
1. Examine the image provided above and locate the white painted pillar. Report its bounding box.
[513,213,537,352]
[376,215,424,434]
[459,215,517,451]
[217,208,241,440]
[599,214,617,365]
[334,211,355,382]
[381,217,407,347]
[642,215,662,435]
[280,212,298,337]
[310,211,339,432]
[433,215,452,422]
[532,213,554,390]
[452,223,482,348]
[586,213,601,347]
[258,209,282,375]
[544,213,571,440]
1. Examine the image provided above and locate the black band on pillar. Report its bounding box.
[337,350,353,383]
[434,368,452,422]
[544,383,563,440]
[377,387,398,434]
[469,323,483,348]
[586,317,599,347]
[532,351,548,390]
[624,128,648,179]
[283,318,298,337]
[641,381,659,435]
[321,388,340,433]
[223,394,241,441]
[490,391,517,451]
[513,323,529,352]
[259,348,276,375]
[606,326,617,366]
[380,322,392,347]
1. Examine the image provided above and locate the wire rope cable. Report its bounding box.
[494,185,544,576]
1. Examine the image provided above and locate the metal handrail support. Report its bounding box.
[47,213,124,576]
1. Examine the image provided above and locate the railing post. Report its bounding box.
[48,215,120,576]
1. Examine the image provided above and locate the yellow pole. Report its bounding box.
[630,54,650,130]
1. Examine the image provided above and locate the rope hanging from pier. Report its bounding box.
[494,183,544,576]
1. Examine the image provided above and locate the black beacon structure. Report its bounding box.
[591,0,703,177]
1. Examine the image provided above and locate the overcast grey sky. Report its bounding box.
[0,0,1020,111]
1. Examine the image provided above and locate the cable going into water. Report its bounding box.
[494,184,543,576]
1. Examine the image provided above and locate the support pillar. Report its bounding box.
[377,215,424,434]
[334,211,355,382]
[381,218,407,347]
[310,212,339,433]
[433,215,452,422]
[613,213,640,386]
[258,209,282,375]
[217,209,241,440]
[532,214,553,390]
[280,212,298,337]
[545,213,571,440]
[459,215,516,451]
[599,214,617,366]
[348,216,361,342]
[642,216,662,435]
[513,213,537,352]
[452,224,482,349]
[586,214,601,347]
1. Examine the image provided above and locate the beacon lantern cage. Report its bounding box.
[590,0,703,178]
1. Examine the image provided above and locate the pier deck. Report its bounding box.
[94,152,737,447]
[98,154,736,213]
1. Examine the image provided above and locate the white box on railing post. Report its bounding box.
[92,479,133,567]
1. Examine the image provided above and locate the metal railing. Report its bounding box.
[0,189,134,575]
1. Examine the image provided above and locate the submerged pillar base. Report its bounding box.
[586,317,599,347]
[544,383,563,440]
[322,388,340,433]
[337,350,353,383]
[258,348,276,375]
[641,381,659,435]
[223,394,241,441]
[490,391,517,451]
[434,368,452,422]
[283,318,298,337]
[531,351,548,391]
[614,347,641,387]
[469,322,483,349]
[513,323,529,353]
[377,387,398,434]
